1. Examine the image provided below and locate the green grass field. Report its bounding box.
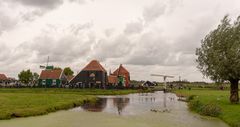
[0,88,139,95]
[175,88,240,127]
[0,88,138,120]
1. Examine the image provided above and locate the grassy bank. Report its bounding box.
[175,88,240,127]
[0,88,139,95]
[0,88,139,120]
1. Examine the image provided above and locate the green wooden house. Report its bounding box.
[38,69,67,88]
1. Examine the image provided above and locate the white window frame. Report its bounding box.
[52,79,57,85]
[42,80,46,85]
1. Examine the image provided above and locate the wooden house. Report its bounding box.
[107,75,118,86]
[39,69,67,88]
[0,74,8,86]
[70,60,107,88]
[112,64,130,87]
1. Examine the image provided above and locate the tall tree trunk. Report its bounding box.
[230,79,239,103]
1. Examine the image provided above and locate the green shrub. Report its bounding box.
[200,103,222,117]
[188,99,222,117]
[187,95,196,101]
[188,99,203,112]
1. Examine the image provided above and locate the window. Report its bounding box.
[42,80,46,85]
[89,73,95,77]
[52,80,56,85]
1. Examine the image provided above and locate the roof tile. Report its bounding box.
[82,60,107,72]
[0,74,8,80]
[39,70,62,79]
[113,64,129,76]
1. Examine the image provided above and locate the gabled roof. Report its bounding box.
[113,64,129,76]
[39,69,63,80]
[142,81,156,86]
[108,75,118,84]
[82,60,107,72]
[0,74,8,80]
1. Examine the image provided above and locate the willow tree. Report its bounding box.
[196,15,240,103]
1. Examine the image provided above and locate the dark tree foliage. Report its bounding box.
[18,69,33,84]
[33,72,39,81]
[64,67,74,76]
[196,15,240,103]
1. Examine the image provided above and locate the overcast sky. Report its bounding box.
[0,0,240,82]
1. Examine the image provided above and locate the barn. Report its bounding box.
[70,60,107,88]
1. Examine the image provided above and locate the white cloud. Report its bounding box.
[143,1,167,22]
[1,0,240,82]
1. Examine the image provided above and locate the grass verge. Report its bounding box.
[0,88,139,120]
[175,88,240,127]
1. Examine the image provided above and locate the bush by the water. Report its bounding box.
[186,95,196,101]
[188,99,203,112]
[201,103,222,117]
[188,99,222,117]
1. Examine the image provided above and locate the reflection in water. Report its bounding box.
[138,95,156,103]
[164,93,166,108]
[113,98,130,115]
[81,98,107,112]
[81,97,130,115]
[79,92,176,115]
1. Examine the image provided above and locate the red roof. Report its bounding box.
[0,74,8,80]
[113,64,129,76]
[39,69,63,79]
[82,60,106,72]
[108,75,118,84]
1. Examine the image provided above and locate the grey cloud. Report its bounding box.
[174,15,219,54]
[91,35,132,61]
[124,20,144,35]
[143,2,166,22]
[166,0,182,14]
[0,0,62,28]
[20,10,45,21]
[104,28,115,38]
[0,43,9,61]
[124,18,212,67]
[69,0,95,4]
[14,34,95,65]
[0,30,95,77]
[0,11,17,34]
[6,0,66,22]
[69,22,93,35]
[11,0,64,9]
[125,32,171,66]
[9,0,90,10]
[69,0,86,4]
[124,11,219,67]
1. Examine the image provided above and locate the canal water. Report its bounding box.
[0,91,229,127]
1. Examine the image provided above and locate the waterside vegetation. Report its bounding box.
[0,88,139,120]
[175,88,240,127]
